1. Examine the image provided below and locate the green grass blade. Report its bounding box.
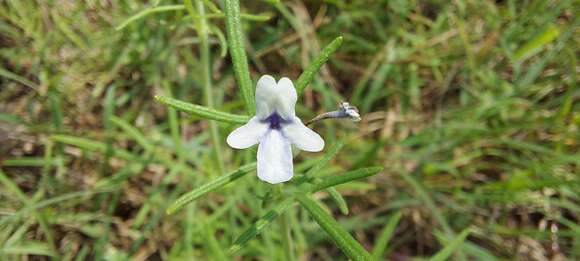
[166,163,257,214]
[102,85,116,175]
[155,95,248,124]
[50,135,137,161]
[2,157,62,167]
[0,67,36,89]
[115,3,270,31]
[0,242,56,257]
[162,82,183,160]
[429,228,472,261]
[52,134,196,177]
[310,167,383,192]
[398,170,452,234]
[193,0,225,175]
[295,36,343,95]
[224,0,255,115]
[115,5,185,31]
[2,189,113,226]
[202,0,221,14]
[229,198,294,253]
[398,170,468,260]
[297,195,373,261]
[51,10,87,49]
[210,25,228,58]
[0,169,30,203]
[372,211,403,259]
[110,116,153,152]
[513,24,560,61]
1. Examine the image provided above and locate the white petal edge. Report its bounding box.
[255,75,277,120]
[226,117,268,149]
[282,117,325,152]
[257,130,293,184]
[273,77,297,120]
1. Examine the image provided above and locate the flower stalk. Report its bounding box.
[277,185,295,261]
[224,0,255,115]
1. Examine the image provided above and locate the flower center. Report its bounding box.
[265,113,287,130]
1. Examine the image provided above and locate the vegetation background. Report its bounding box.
[0,0,578,260]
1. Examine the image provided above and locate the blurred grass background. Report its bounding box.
[0,0,578,260]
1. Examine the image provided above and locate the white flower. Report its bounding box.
[227,75,325,184]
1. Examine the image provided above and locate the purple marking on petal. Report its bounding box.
[263,113,291,130]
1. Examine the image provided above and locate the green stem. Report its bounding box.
[190,0,225,175]
[277,186,294,261]
[224,0,255,115]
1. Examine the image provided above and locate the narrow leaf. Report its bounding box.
[429,228,472,261]
[295,141,350,214]
[372,211,403,259]
[293,140,345,185]
[296,36,343,95]
[167,163,257,214]
[310,167,383,192]
[297,195,373,261]
[327,187,349,215]
[306,140,344,177]
[224,0,255,114]
[155,95,248,124]
[229,198,294,252]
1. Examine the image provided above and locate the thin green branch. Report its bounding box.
[224,0,255,115]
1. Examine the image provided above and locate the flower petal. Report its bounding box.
[257,130,293,184]
[255,75,277,120]
[273,77,297,120]
[255,75,298,120]
[282,117,325,152]
[226,117,268,149]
